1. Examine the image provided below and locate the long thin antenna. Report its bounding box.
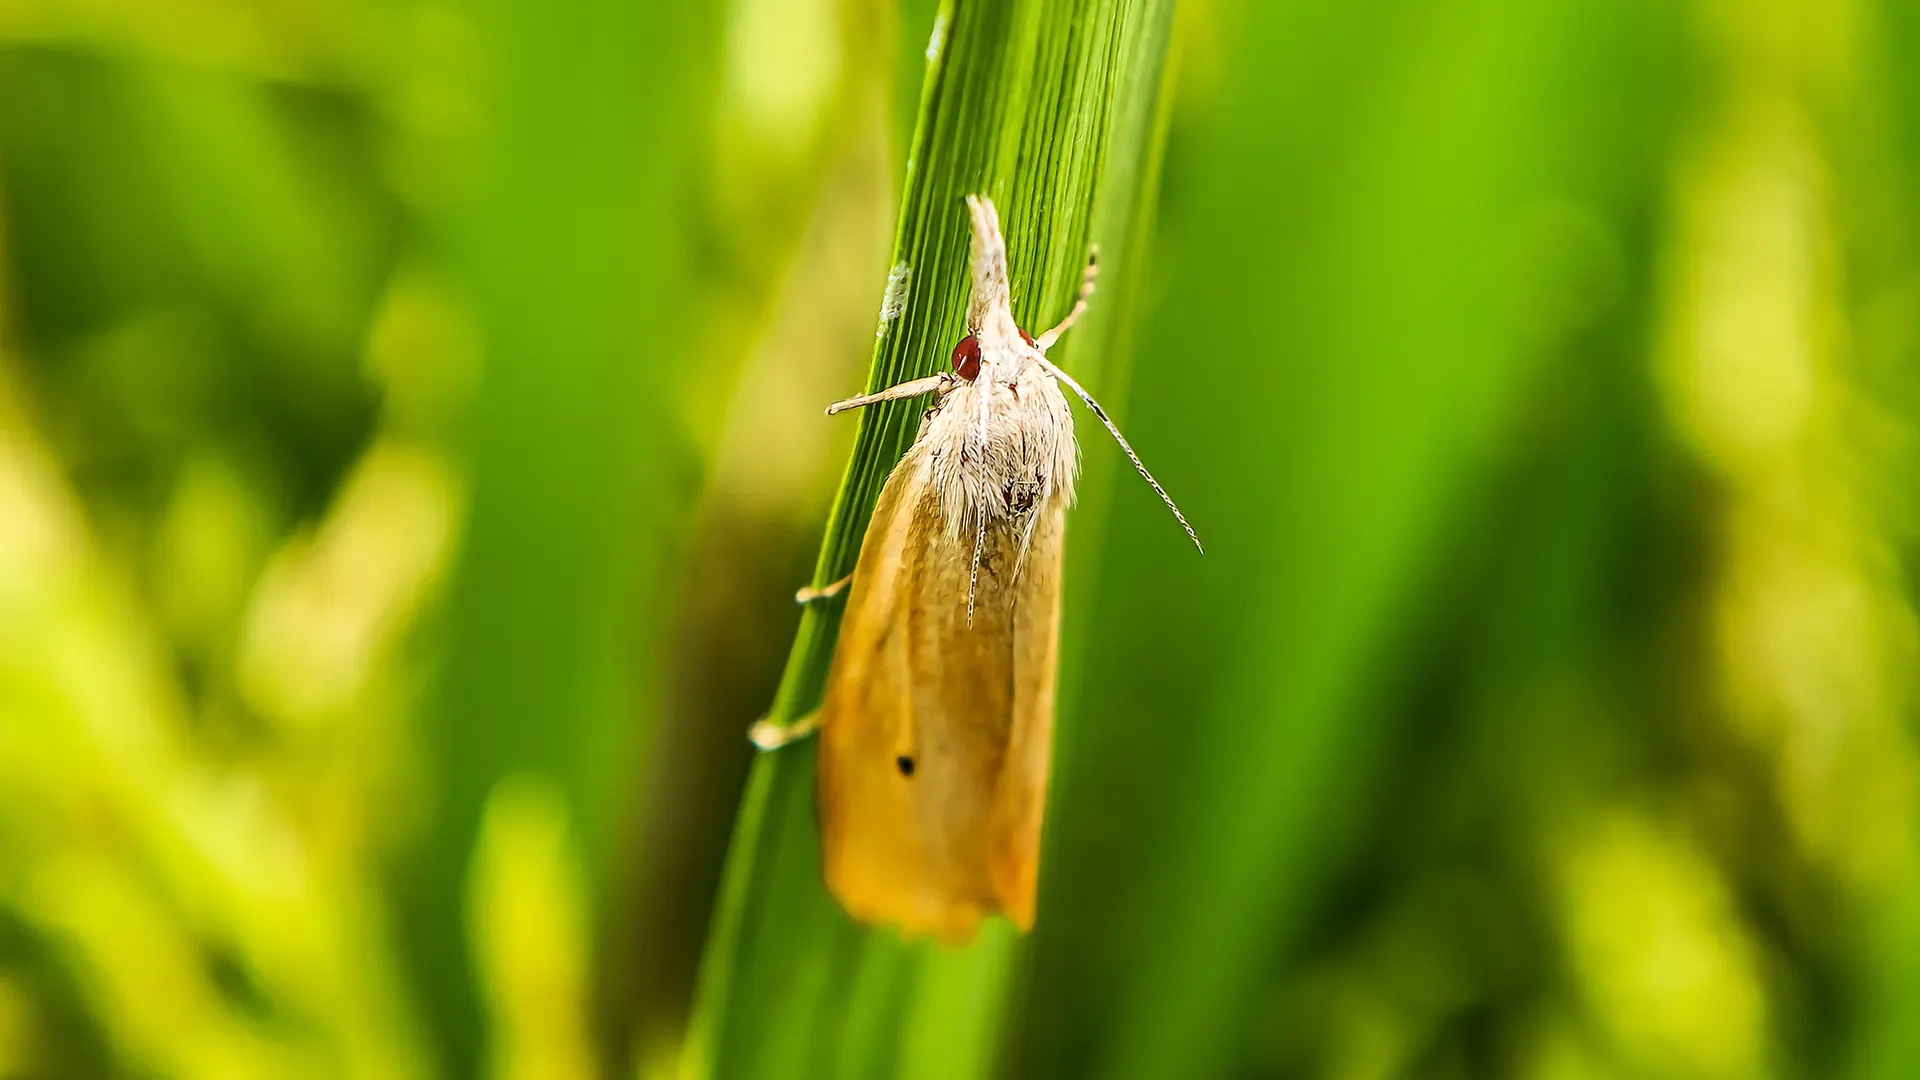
[967,512,985,626]
[1036,356,1203,554]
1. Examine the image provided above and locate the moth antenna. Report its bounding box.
[976,386,988,449]
[1032,246,1099,352]
[1036,356,1204,553]
[967,512,985,627]
[826,373,950,415]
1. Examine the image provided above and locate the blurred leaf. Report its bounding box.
[1010,0,1691,1076]
[391,0,719,1074]
[0,49,392,522]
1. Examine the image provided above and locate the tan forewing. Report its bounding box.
[990,498,1063,930]
[815,445,924,929]
[817,439,1066,942]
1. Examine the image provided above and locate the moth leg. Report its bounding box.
[794,573,853,604]
[826,373,951,415]
[748,711,821,751]
[1032,245,1099,352]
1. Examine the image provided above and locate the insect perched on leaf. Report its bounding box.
[751,194,1201,943]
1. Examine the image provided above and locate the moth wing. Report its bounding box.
[815,443,942,932]
[817,445,1065,941]
[988,498,1064,930]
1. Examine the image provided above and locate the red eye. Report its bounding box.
[951,334,981,381]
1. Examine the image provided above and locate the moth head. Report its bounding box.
[949,326,1037,383]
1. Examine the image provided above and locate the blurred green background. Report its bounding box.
[3,0,1919,1077]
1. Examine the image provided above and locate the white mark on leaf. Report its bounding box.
[877,262,911,338]
[925,13,946,62]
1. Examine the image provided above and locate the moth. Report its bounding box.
[753,194,1200,942]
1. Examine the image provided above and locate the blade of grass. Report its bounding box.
[681,1,1178,1077]
[393,1,718,1074]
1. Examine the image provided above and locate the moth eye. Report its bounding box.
[895,755,916,777]
[950,334,981,381]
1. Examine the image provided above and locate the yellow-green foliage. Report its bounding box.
[0,0,1917,1078]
